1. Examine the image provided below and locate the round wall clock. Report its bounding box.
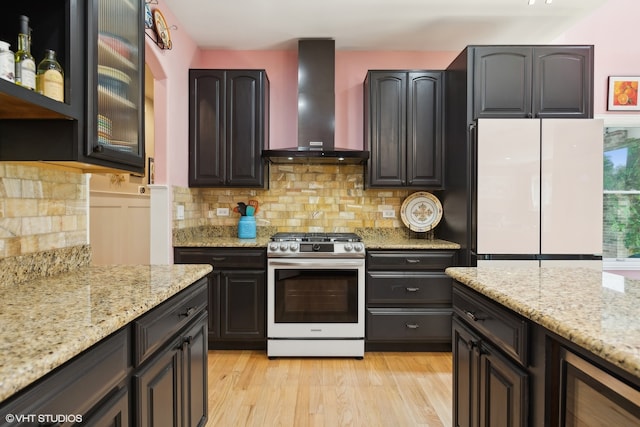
[153,9,172,49]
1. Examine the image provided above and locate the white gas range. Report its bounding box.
[266,232,365,358]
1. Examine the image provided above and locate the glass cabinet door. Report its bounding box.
[88,0,145,171]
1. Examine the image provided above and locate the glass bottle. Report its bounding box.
[36,49,64,102]
[14,15,35,90]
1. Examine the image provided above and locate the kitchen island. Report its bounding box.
[446,266,640,426]
[0,264,212,421]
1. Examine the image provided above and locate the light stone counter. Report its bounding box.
[173,225,461,250]
[446,266,640,379]
[0,264,213,402]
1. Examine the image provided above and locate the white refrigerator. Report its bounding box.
[475,118,603,268]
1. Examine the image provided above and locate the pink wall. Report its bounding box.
[151,0,640,188]
[555,0,640,116]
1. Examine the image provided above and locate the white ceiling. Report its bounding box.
[161,0,608,51]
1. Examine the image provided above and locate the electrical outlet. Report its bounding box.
[382,210,395,218]
[216,208,230,217]
[137,186,146,194]
[176,205,185,220]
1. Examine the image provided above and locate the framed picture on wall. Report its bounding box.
[607,76,640,111]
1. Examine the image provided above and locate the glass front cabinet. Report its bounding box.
[0,0,145,174]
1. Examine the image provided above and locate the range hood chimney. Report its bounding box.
[262,39,369,164]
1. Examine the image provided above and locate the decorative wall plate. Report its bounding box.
[153,9,172,49]
[400,192,443,232]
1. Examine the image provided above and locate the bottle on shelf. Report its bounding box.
[0,41,14,82]
[36,49,64,102]
[14,15,35,90]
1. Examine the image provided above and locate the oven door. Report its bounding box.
[267,258,365,338]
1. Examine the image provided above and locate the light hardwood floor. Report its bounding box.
[206,350,453,427]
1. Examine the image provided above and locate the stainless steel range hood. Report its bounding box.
[262,39,369,165]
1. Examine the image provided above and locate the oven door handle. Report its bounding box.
[268,259,364,268]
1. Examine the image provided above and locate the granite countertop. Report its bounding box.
[446,266,640,379]
[173,225,461,250]
[0,264,213,402]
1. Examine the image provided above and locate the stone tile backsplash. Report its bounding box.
[0,163,89,258]
[173,163,430,233]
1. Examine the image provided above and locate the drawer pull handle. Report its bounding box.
[180,307,196,318]
[406,259,421,264]
[465,310,483,322]
[405,323,420,329]
[211,257,226,262]
[406,287,420,292]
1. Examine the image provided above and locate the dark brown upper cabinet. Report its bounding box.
[473,46,593,119]
[0,0,146,174]
[189,69,269,188]
[364,70,444,189]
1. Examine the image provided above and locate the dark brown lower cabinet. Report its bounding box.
[366,250,457,351]
[174,247,266,350]
[135,311,208,427]
[452,318,528,427]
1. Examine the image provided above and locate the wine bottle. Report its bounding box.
[36,49,64,101]
[15,15,35,90]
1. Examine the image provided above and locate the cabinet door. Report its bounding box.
[219,270,266,340]
[453,318,480,427]
[533,47,593,118]
[87,0,145,172]
[473,47,532,118]
[366,71,407,187]
[479,344,528,427]
[134,343,183,427]
[189,69,226,186]
[407,71,443,187]
[84,387,130,427]
[183,313,208,427]
[226,70,268,187]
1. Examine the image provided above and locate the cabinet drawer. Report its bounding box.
[134,278,208,365]
[367,251,456,270]
[1,328,130,421]
[453,285,528,366]
[367,272,452,305]
[174,247,266,269]
[366,308,452,342]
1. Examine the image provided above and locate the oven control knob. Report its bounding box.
[354,243,364,252]
[344,243,353,251]
[280,243,290,251]
[289,243,299,252]
[312,243,321,252]
[269,243,279,251]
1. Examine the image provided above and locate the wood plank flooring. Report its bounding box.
[206,350,452,427]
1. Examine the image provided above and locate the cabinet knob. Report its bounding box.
[93,145,104,153]
[466,340,478,351]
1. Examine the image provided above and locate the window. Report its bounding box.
[603,116,640,269]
